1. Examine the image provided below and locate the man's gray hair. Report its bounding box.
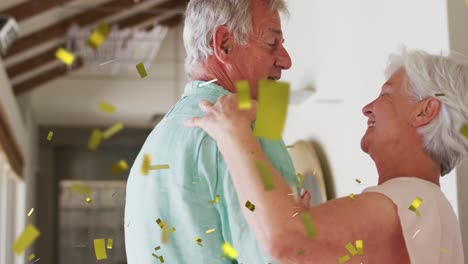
[183,0,288,77]
[385,48,468,176]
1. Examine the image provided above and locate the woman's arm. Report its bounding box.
[185,95,409,263]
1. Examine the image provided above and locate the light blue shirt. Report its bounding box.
[125,81,298,264]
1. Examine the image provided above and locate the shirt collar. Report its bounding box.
[183,80,232,98]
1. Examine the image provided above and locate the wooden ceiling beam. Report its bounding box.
[13,13,184,95]
[0,0,74,22]
[6,0,186,78]
[3,0,158,59]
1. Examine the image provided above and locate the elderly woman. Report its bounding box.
[185,49,466,263]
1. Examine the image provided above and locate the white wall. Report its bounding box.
[282,0,458,214]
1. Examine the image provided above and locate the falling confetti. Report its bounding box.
[349,193,355,201]
[208,194,220,204]
[235,80,252,109]
[86,197,92,203]
[156,218,165,229]
[222,242,237,259]
[460,123,468,139]
[136,62,148,78]
[28,253,36,261]
[162,224,169,244]
[88,129,103,151]
[149,164,170,171]
[13,224,40,255]
[254,80,290,140]
[345,242,358,256]
[435,93,445,97]
[355,179,362,184]
[102,122,124,139]
[412,229,420,239]
[110,160,129,174]
[299,212,317,239]
[199,79,218,87]
[99,102,115,114]
[356,240,363,255]
[47,131,53,141]
[27,208,34,217]
[194,237,203,246]
[282,145,295,148]
[141,154,151,175]
[107,239,113,250]
[245,200,256,212]
[408,197,423,216]
[338,254,350,263]
[296,173,305,188]
[55,47,75,66]
[205,228,216,234]
[70,183,92,196]
[93,238,108,260]
[440,248,450,254]
[87,23,111,49]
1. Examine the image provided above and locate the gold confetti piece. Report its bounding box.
[349,193,355,201]
[102,121,124,139]
[435,93,445,97]
[87,23,111,49]
[355,179,361,184]
[194,237,203,246]
[28,253,36,261]
[141,154,151,175]
[292,212,299,218]
[338,254,350,263]
[235,80,252,109]
[159,256,165,263]
[152,253,159,258]
[460,123,468,139]
[222,242,237,259]
[245,200,256,212]
[256,160,276,191]
[107,239,113,249]
[208,194,220,204]
[199,79,218,87]
[356,240,363,255]
[86,197,92,203]
[156,218,165,229]
[440,248,450,253]
[110,160,129,174]
[99,101,115,114]
[47,131,53,141]
[13,224,40,255]
[408,197,423,216]
[94,238,107,260]
[254,80,290,140]
[205,228,215,234]
[282,144,295,148]
[149,164,170,170]
[27,208,34,217]
[299,211,317,239]
[345,242,358,256]
[70,184,92,196]
[136,62,148,78]
[154,246,161,251]
[169,227,176,233]
[297,173,305,188]
[55,47,75,66]
[88,129,103,151]
[162,223,169,244]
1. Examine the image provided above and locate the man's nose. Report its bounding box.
[276,45,292,70]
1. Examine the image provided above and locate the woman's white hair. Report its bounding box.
[183,0,288,77]
[385,48,468,176]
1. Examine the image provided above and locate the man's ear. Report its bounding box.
[212,25,235,64]
[413,98,441,127]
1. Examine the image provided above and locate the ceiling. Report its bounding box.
[0,0,188,128]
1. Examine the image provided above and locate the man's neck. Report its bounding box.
[192,65,236,94]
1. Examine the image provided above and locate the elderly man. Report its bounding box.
[125,0,295,263]
[185,49,466,263]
